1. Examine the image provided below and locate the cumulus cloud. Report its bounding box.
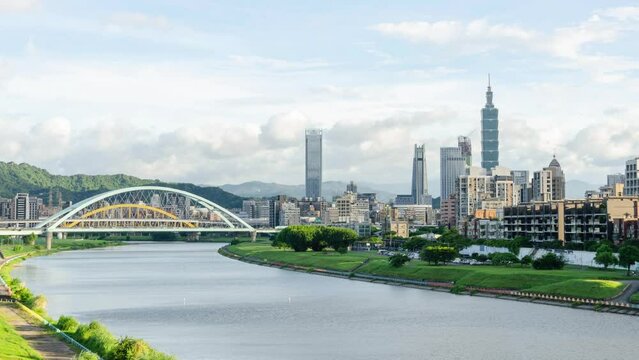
[258,111,312,148]
[373,7,639,82]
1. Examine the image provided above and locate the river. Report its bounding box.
[11,242,639,360]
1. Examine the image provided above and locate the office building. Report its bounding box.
[458,136,472,167]
[546,156,566,200]
[608,173,626,187]
[12,193,29,220]
[481,76,499,171]
[279,202,301,226]
[346,180,357,194]
[625,157,639,196]
[532,169,553,202]
[440,147,466,202]
[411,144,429,205]
[305,129,323,199]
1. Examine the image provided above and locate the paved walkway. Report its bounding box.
[613,280,639,303]
[0,303,76,360]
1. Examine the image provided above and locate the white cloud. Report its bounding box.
[229,55,332,72]
[107,12,170,31]
[372,19,534,44]
[373,8,639,82]
[259,111,312,148]
[0,0,39,12]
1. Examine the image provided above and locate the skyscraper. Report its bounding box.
[411,144,429,204]
[545,156,566,200]
[481,75,499,171]
[457,136,472,167]
[305,129,323,199]
[440,147,466,202]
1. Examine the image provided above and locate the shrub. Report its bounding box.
[32,295,47,313]
[74,321,118,357]
[450,284,465,294]
[230,239,241,245]
[388,253,411,268]
[76,352,100,360]
[12,245,23,252]
[520,255,533,267]
[57,315,80,333]
[490,252,520,266]
[532,253,565,270]
[110,337,151,360]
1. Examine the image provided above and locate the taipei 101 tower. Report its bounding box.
[481,74,499,171]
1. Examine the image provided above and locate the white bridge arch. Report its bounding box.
[29,186,257,249]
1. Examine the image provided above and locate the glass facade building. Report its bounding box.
[305,129,323,199]
[481,78,499,171]
[440,147,466,202]
[411,144,429,205]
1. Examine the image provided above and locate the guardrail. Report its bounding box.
[0,252,102,359]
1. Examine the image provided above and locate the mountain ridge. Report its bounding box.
[0,161,244,209]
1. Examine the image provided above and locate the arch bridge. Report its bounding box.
[1,186,258,249]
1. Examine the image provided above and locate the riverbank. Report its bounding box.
[220,241,639,316]
[0,239,175,359]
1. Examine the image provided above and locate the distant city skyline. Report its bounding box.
[1,1,639,191]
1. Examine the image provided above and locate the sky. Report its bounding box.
[1,0,639,196]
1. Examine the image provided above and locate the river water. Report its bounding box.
[12,242,639,360]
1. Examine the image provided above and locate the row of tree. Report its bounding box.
[272,226,359,252]
[594,244,639,275]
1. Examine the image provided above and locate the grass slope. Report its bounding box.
[227,242,630,299]
[0,315,43,360]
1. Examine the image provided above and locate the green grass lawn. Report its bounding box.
[630,292,639,304]
[526,279,625,300]
[1,238,120,258]
[226,241,630,299]
[0,313,42,360]
[227,241,380,272]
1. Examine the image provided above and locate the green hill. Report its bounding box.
[0,162,244,209]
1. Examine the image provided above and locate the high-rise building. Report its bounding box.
[511,170,529,205]
[305,129,323,199]
[625,157,639,196]
[12,193,29,220]
[608,173,626,187]
[440,147,466,201]
[346,180,357,194]
[546,156,566,200]
[481,75,499,171]
[457,136,472,167]
[411,144,429,205]
[532,169,553,202]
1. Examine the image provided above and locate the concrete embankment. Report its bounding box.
[219,245,639,317]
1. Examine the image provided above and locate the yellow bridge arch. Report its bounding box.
[63,203,196,228]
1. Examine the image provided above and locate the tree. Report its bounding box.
[324,227,358,252]
[420,246,457,265]
[594,244,618,270]
[403,237,429,251]
[23,233,37,246]
[532,253,565,270]
[388,253,411,268]
[520,255,533,267]
[618,245,639,276]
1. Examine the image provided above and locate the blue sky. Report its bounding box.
[1,0,639,196]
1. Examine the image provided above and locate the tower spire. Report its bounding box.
[485,73,493,107]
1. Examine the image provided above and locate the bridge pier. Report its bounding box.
[46,231,53,250]
[251,231,257,242]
